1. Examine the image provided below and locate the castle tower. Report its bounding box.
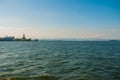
[23,34,26,40]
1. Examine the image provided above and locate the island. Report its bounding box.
[0,34,38,41]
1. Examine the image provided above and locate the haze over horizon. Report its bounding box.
[0,0,120,39]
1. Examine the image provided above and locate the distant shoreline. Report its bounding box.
[0,34,38,42]
[1,40,119,42]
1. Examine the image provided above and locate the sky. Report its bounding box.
[0,0,120,39]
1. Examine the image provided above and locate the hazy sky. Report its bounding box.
[0,0,120,39]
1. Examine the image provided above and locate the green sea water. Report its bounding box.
[0,41,120,80]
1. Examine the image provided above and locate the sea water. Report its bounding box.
[0,41,120,80]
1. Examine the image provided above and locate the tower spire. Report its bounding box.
[23,34,26,40]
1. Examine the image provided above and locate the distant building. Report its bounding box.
[22,34,26,40]
[0,34,37,41]
[0,36,15,41]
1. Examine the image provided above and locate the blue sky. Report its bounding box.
[0,0,120,39]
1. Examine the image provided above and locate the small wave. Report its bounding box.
[0,75,59,80]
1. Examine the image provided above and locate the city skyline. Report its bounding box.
[0,0,120,39]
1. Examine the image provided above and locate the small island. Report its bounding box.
[0,34,38,41]
[108,40,120,42]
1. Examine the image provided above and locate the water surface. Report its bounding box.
[0,41,120,80]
